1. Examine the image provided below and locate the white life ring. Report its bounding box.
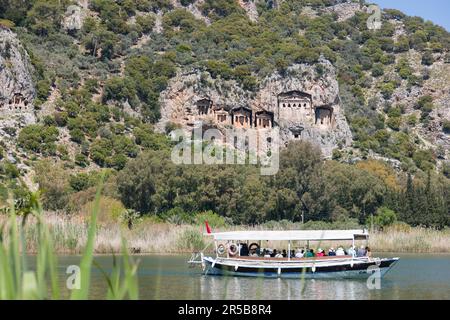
[217,244,226,255]
[228,243,238,256]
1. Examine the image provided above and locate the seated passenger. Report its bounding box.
[335,247,346,256]
[295,249,304,258]
[275,252,284,258]
[263,249,271,258]
[316,249,325,257]
[240,243,249,257]
[282,250,287,258]
[328,248,336,256]
[305,249,315,258]
[366,247,372,258]
[271,249,278,258]
[356,246,367,257]
[347,246,356,257]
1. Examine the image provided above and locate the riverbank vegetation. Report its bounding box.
[2,141,449,255]
[2,211,449,254]
[17,141,450,227]
[0,0,449,255]
[0,182,139,300]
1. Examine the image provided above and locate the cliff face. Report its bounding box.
[0,27,36,161]
[157,59,353,157]
[0,28,35,110]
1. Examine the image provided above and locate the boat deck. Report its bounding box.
[235,255,354,262]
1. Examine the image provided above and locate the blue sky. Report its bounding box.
[371,0,450,31]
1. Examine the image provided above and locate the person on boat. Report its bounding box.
[335,247,346,256]
[295,249,304,258]
[305,249,315,258]
[365,247,372,258]
[328,248,336,256]
[347,246,356,257]
[263,249,271,258]
[271,249,278,258]
[356,246,366,257]
[316,249,325,257]
[282,250,288,258]
[275,251,284,258]
[240,243,250,257]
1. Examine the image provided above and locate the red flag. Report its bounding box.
[205,221,212,234]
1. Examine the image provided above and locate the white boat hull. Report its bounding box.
[202,256,399,280]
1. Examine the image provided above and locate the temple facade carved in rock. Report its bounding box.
[0,93,31,114]
[183,89,336,135]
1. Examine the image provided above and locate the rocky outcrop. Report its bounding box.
[0,28,35,110]
[322,1,363,22]
[157,59,353,157]
[62,3,87,31]
[169,0,211,25]
[238,0,259,22]
[0,27,36,163]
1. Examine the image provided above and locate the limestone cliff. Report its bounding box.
[157,59,353,157]
[0,27,36,163]
[0,28,35,110]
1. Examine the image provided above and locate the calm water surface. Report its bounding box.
[53,254,450,300]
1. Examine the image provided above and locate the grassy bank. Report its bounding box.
[3,213,450,254]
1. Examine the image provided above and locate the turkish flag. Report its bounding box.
[205,221,212,234]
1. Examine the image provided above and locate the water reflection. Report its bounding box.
[198,275,374,300]
[47,253,450,300]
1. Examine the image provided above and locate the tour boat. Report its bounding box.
[189,229,399,279]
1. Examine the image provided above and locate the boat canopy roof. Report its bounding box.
[207,230,369,241]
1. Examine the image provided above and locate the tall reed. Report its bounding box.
[0,177,139,300]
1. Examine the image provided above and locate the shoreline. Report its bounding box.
[6,213,450,255]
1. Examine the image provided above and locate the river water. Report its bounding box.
[53,253,450,300]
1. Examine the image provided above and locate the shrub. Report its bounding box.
[380,82,395,99]
[194,211,227,228]
[176,228,205,251]
[18,125,59,155]
[75,153,90,168]
[371,63,384,77]
[387,117,401,131]
[82,196,127,226]
[374,207,397,228]
[421,51,434,66]
[443,120,450,134]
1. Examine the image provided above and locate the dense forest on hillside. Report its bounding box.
[0,0,449,228]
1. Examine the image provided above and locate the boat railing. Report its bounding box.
[187,240,214,267]
[188,252,203,267]
[214,255,370,265]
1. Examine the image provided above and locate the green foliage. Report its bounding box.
[421,50,434,66]
[396,58,413,79]
[443,120,450,134]
[176,228,205,251]
[371,63,384,77]
[26,0,71,36]
[18,124,59,156]
[395,173,449,228]
[194,211,227,228]
[387,116,401,131]
[374,207,397,228]
[416,95,434,122]
[379,82,395,99]
[413,149,436,172]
